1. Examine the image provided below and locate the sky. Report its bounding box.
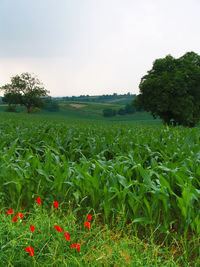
[0,0,200,97]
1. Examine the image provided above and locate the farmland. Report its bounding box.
[0,112,200,265]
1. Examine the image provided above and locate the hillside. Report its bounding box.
[0,101,159,123]
[55,93,136,105]
[53,101,158,122]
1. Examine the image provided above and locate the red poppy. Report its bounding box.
[25,247,34,256]
[12,215,18,222]
[12,212,23,222]
[87,214,93,221]
[64,231,70,241]
[17,212,23,218]
[71,243,81,252]
[83,221,90,230]
[54,226,63,232]
[7,209,14,214]
[36,197,41,205]
[76,243,81,252]
[30,226,35,233]
[53,201,59,210]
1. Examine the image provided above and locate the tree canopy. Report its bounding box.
[133,52,200,126]
[1,73,49,113]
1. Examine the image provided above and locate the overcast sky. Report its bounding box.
[0,0,200,97]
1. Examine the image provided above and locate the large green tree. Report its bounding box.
[1,73,49,113]
[133,52,200,126]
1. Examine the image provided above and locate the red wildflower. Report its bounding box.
[64,231,70,241]
[54,226,63,232]
[7,209,14,214]
[30,226,35,233]
[25,247,34,256]
[12,215,18,222]
[71,243,81,252]
[12,212,23,222]
[53,201,59,210]
[83,221,90,230]
[17,212,23,218]
[87,214,93,221]
[36,197,41,205]
[76,243,81,252]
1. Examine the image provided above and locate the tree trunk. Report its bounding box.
[27,105,31,113]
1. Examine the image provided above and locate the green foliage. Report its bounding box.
[0,113,199,242]
[102,108,116,117]
[118,108,126,115]
[1,208,194,266]
[1,73,49,113]
[117,104,136,115]
[134,51,200,127]
[61,92,136,104]
[29,107,41,113]
[5,105,18,113]
[42,97,60,112]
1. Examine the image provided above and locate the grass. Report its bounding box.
[1,204,197,266]
[0,102,160,122]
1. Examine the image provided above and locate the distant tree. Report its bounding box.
[103,108,116,117]
[125,104,136,114]
[42,97,60,112]
[133,52,200,126]
[1,73,49,113]
[118,108,126,115]
[117,104,136,116]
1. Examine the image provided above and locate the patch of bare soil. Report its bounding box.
[107,98,127,103]
[69,104,86,108]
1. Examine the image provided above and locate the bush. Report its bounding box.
[118,108,126,115]
[125,104,136,114]
[29,107,41,113]
[5,105,17,112]
[103,108,116,117]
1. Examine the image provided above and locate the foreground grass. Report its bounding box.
[1,204,198,266]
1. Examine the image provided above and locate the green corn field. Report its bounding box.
[0,112,200,240]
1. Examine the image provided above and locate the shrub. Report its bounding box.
[5,105,17,112]
[103,108,116,117]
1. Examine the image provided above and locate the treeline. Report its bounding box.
[42,97,59,112]
[57,93,136,104]
[103,103,136,117]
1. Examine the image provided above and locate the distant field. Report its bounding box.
[0,102,161,123]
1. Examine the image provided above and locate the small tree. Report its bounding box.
[133,52,200,127]
[1,73,49,113]
[125,104,136,114]
[103,108,116,117]
[118,108,126,115]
